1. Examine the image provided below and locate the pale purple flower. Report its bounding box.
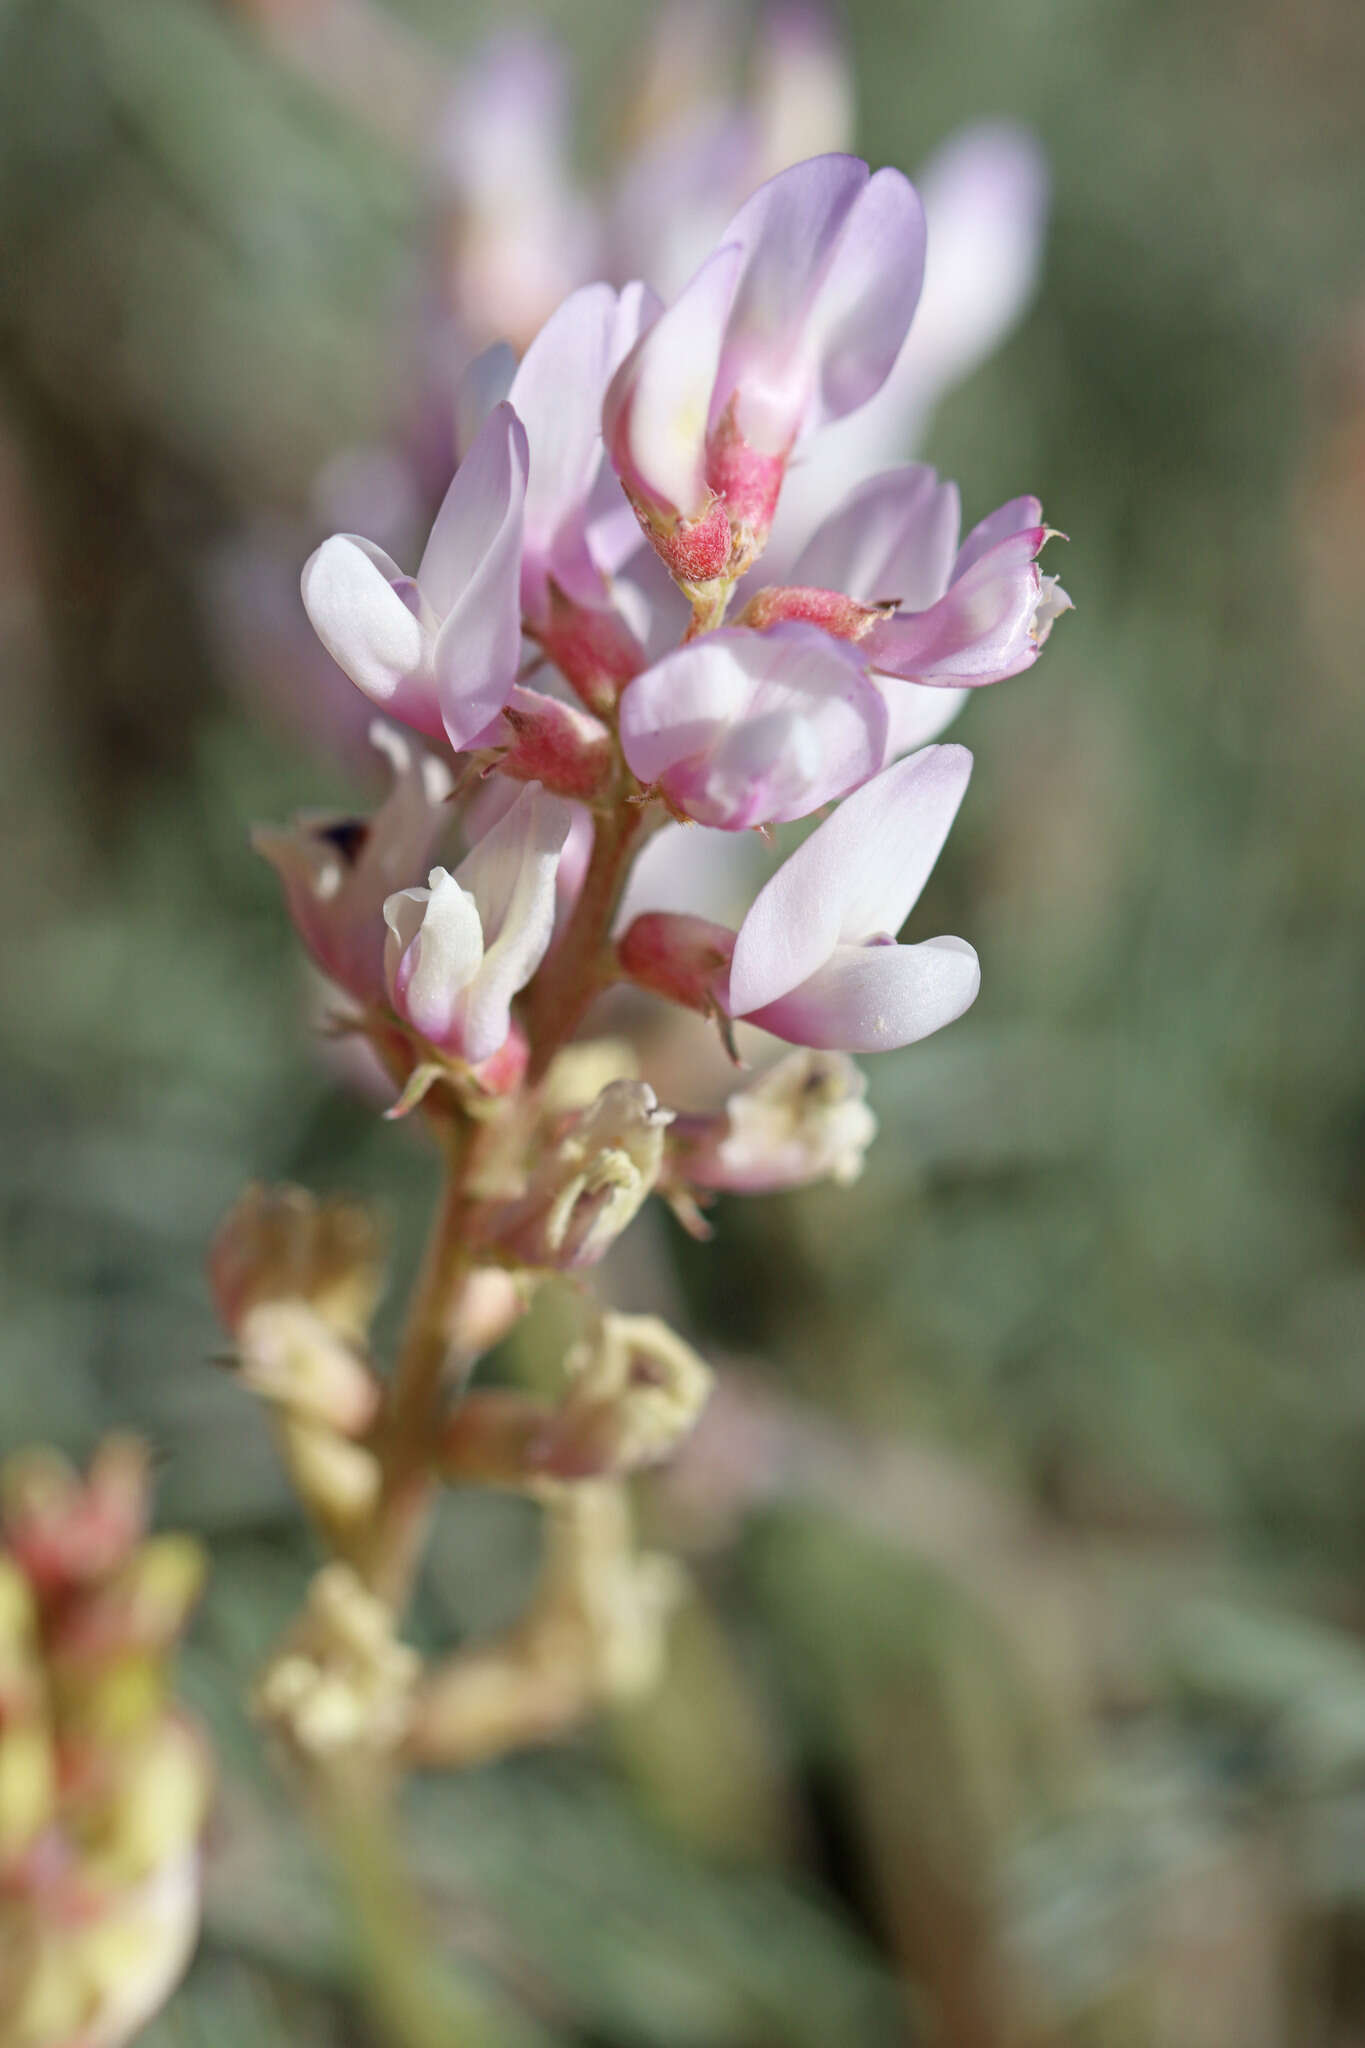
[860,494,1070,688]
[618,622,886,829]
[506,282,658,621]
[766,121,1050,559]
[604,154,926,575]
[434,30,599,350]
[301,401,528,750]
[252,722,454,1007]
[773,464,1070,706]
[724,744,980,1051]
[382,782,572,1063]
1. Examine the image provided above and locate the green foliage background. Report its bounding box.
[2,0,1364,2041]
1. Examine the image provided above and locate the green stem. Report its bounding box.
[361,1164,473,1611]
[317,1761,498,2048]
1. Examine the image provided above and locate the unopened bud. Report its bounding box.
[234,1300,381,1436]
[278,1418,382,1536]
[739,583,882,640]
[493,685,615,801]
[670,1050,877,1193]
[617,913,736,1015]
[486,1081,673,1270]
[2,1437,149,1601]
[50,1534,207,1666]
[209,1183,384,1349]
[534,582,648,716]
[256,1563,419,1759]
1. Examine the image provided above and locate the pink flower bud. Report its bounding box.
[531,583,648,717]
[493,687,615,802]
[739,583,882,638]
[617,912,736,1014]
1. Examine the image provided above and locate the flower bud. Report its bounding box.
[532,584,648,717]
[209,1182,384,1350]
[617,912,736,1015]
[49,1535,208,1668]
[440,1315,712,1485]
[256,1564,420,1759]
[739,583,882,639]
[670,1050,878,1193]
[233,1302,382,1437]
[484,1080,673,1269]
[277,1417,382,1539]
[2,1437,149,1603]
[0,1439,208,2048]
[492,685,615,801]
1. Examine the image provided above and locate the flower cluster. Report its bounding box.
[240,144,1068,1769]
[266,150,1067,1086]
[0,1440,209,2048]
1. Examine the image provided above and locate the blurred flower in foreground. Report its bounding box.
[0,1440,209,2048]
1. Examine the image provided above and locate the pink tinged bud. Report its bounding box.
[493,687,615,802]
[617,912,737,1014]
[2,1439,149,1602]
[618,622,887,830]
[724,744,980,1053]
[383,782,572,1064]
[673,1048,877,1191]
[253,722,454,1007]
[533,582,648,718]
[301,401,529,751]
[739,583,881,638]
